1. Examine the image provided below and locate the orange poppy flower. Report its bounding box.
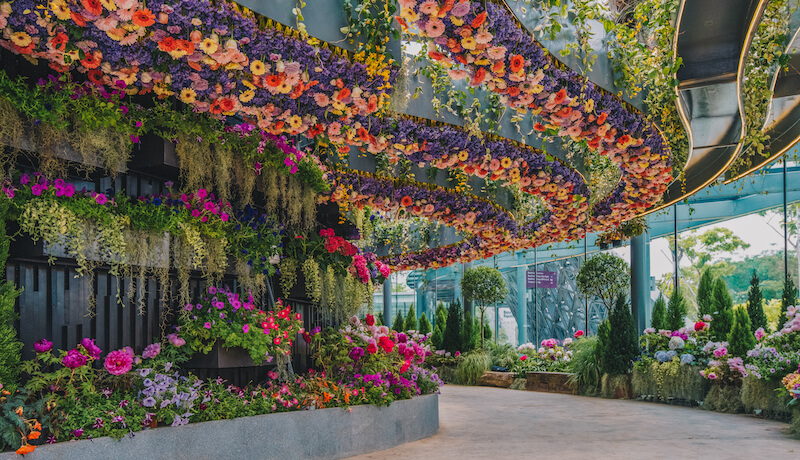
[400,196,413,207]
[81,0,102,16]
[553,88,567,105]
[209,99,223,114]
[509,54,524,73]
[132,8,156,27]
[176,39,194,55]
[470,67,486,86]
[265,75,282,87]
[50,32,68,51]
[336,87,351,101]
[471,11,487,28]
[597,112,608,125]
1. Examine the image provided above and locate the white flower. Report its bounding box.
[668,336,685,350]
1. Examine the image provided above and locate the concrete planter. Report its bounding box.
[0,394,439,460]
[525,372,576,394]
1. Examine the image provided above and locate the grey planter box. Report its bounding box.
[0,394,438,460]
[183,342,269,368]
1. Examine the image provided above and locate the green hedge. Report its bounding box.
[632,361,710,403]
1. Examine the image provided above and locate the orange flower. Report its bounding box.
[14,407,23,416]
[265,74,282,87]
[16,445,35,455]
[50,32,69,51]
[80,50,102,69]
[470,67,486,86]
[533,123,546,132]
[176,39,194,55]
[471,11,487,28]
[34,421,42,431]
[158,37,177,52]
[597,112,608,125]
[87,69,105,85]
[219,97,235,112]
[28,430,41,440]
[81,0,102,15]
[132,8,156,27]
[336,87,351,101]
[509,54,524,73]
[553,88,567,105]
[401,196,413,207]
[71,11,87,27]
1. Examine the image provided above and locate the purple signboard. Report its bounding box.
[526,270,557,288]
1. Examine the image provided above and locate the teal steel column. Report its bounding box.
[631,231,651,334]
[517,264,528,345]
[383,278,392,325]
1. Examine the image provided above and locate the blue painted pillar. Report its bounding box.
[517,264,528,345]
[383,278,392,325]
[631,231,651,334]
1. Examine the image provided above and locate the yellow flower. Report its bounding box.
[239,90,255,103]
[99,0,116,11]
[531,84,543,94]
[500,157,512,169]
[399,8,419,23]
[585,99,594,113]
[242,80,256,90]
[250,59,266,76]
[179,88,197,104]
[451,17,463,27]
[50,0,70,20]
[461,37,476,50]
[10,32,32,47]
[199,38,218,55]
[277,81,292,94]
[288,115,302,129]
[458,150,469,161]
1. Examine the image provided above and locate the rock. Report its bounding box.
[478,371,515,388]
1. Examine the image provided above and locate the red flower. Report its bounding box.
[574,330,584,338]
[158,37,178,52]
[553,88,567,105]
[520,355,528,361]
[80,51,102,69]
[471,11,487,28]
[87,69,105,85]
[81,0,102,16]
[50,33,68,52]
[365,314,375,326]
[694,321,706,332]
[400,359,411,373]
[71,11,86,27]
[597,112,608,125]
[366,343,378,354]
[219,97,235,112]
[400,196,412,207]
[533,123,546,132]
[509,54,524,73]
[378,336,394,353]
[336,87,351,101]
[470,67,486,86]
[265,75,283,87]
[132,9,156,27]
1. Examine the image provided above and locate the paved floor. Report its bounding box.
[348,385,799,460]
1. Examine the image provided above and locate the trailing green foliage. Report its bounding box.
[602,296,639,375]
[651,294,667,330]
[391,309,405,333]
[576,253,630,311]
[703,384,743,414]
[697,269,716,317]
[0,282,22,388]
[443,300,463,353]
[404,304,417,332]
[747,270,768,332]
[781,274,798,322]
[418,313,431,336]
[452,352,491,386]
[632,360,710,403]
[710,278,734,340]
[666,289,687,331]
[728,308,756,357]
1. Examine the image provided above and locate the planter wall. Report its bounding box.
[525,372,576,395]
[0,394,439,460]
[741,377,794,421]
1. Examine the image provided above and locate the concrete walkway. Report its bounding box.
[348,385,799,460]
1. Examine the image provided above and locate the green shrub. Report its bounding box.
[747,270,767,332]
[0,282,23,388]
[740,376,793,419]
[567,336,602,389]
[596,319,611,375]
[391,308,405,333]
[710,278,734,340]
[602,295,639,375]
[697,269,716,317]
[462,310,476,352]
[443,300,463,353]
[651,294,667,330]
[728,308,755,357]
[632,360,710,403]
[376,312,384,326]
[666,289,686,331]
[600,374,633,399]
[487,342,518,369]
[703,384,743,413]
[418,313,431,335]
[453,351,491,385]
[404,304,417,332]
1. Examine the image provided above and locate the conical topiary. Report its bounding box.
[781,274,798,323]
[710,278,734,340]
[747,270,767,333]
[392,309,405,332]
[697,269,716,317]
[418,312,432,336]
[443,300,463,353]
[602,295,639,375]
[462,310,475,352]
[666,289,687,331]
[651,294,667,330]
[404,304,418,331]
[728,308,756,357]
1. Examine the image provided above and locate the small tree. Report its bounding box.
[392,308,405,332]
[651,294,667,330]
[431,303,448,349]
[781,274,797,322]
[710,278,734,340]
[462,310,476,352]
[665,289,687,331]
[404,304,418,331]
[576,254,630,311]
[418,313,432,335]
[697,269,716,317]
[728,308,756,356]
[461,267,507,349]
[602,295,639,375]
[747,270,767,333]
[443,300,463,353]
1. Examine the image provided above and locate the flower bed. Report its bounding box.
[0,393,438,460]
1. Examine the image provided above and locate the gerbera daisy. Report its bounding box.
[131,8,155,27]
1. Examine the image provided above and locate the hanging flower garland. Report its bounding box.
[0,0,397,136]
[396,0,673,225]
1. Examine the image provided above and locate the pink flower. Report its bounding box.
[167,333,185,347]
[454,351,461,357]
[63,349,88,369]
[243,324,250,333]
[755,327,766,341]
[707,372,718,380]
[34,338,53,353]
[520,355,528,361]
[80,338,102,359]
[197,188,208,200]
[713,347,728,358]
[220,213,229,222]
[104,349,134,375]
[95,193,108,205]
[142,343,161,359]
[574,330,584,338]
[204,322,212,329]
